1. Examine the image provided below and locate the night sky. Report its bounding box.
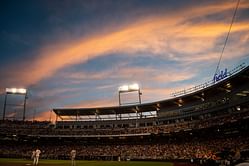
[0,0,248,121]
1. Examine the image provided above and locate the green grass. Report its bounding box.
[0,158,173,166]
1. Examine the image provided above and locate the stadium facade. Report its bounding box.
[52,63,249,136]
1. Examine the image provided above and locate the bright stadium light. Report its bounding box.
[129,83,139,91]
[118,85,129,92]
[6,88,27,94]
[118,83,140,92]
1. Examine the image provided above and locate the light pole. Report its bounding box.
[2,93,7,121]
[2,88,27,121]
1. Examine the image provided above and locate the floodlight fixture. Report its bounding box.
[118,83,140,92]
[129,83,139,91]
[118,85,129,92]
[3,88,28,121]
[6,88,27,94]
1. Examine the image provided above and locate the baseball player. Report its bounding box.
[31,150,35,160]
[33,148,41,166]
[70,149,76,166]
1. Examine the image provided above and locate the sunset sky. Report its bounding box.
[0,0,249,121]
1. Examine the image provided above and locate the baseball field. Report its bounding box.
[0,158,176,166]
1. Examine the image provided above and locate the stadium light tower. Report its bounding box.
[118,83,142,106]
[2,88,28,121]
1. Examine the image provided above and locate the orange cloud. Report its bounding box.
[0,89,5,95]
[153,72,195,83]
[37,87,81,97]
[33,110,56,122]
[64,98,117,108]
[1,0,249,90]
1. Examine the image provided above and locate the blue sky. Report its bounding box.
[0,0,248,121]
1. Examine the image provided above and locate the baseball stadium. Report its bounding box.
[1,0,249,166]
[1,64,249,166]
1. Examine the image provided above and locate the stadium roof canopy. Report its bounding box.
[53,63,249,118]
[53,103,158,116]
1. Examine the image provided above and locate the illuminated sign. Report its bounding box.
[213,68,228,83]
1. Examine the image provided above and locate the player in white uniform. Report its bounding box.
[31,150,35,160]
[33,148,41,166]
[70,149,76,166]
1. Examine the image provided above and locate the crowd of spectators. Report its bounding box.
[0,106,248,137]
[0,134,248,164]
